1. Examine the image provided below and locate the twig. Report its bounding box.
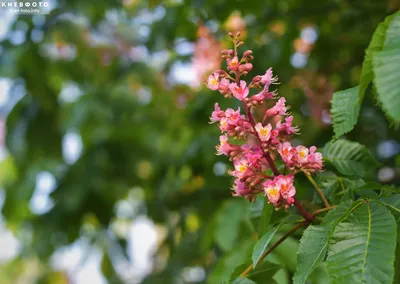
[240,221,308,277]
[239,205,335,277]
[312,206,336,216]
[304,171,330,208]
[293,199,314,222]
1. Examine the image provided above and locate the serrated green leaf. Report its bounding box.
[324,140,380,177]
[383,11,400,47]
[327,202,397,284]
[377,194,400,243]
[258,197,273,237]
[252,224,282,267]
[358,12,397,102]
[313,172,365,204]
[373,46,400,122]
[330,86,360,138]
[293,200,362,284]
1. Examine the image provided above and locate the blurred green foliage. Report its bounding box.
[0,0,399,283]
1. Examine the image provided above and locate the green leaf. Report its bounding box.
[230,259,280,283]
[383,11,400,47]
[327,202,397,284]
[358,13,396,102]
[210,239,255,284]
[313,172,364,204]
[258,198,273,237]
[373,46,400,122]
[324,140,380,177]
[377,194,400,243]
[293,200,361,284]
[214,199,249,251]
[231,277,257,284]
[252,224,282,267]
[330,86,360,138]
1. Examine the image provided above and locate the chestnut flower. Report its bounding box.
[206,33,323,209]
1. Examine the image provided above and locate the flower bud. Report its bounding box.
[243,50,253,57]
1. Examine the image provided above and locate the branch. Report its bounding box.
[239,205,335,277]
[293,199,314,222]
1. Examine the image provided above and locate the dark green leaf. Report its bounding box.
[231,258,281,284]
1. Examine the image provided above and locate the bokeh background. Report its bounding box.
[0,0,399,283]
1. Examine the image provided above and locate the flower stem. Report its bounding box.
[242,102,280,176]
[304,171,330,208]
[312,206,336,216]
[293,199,314,222]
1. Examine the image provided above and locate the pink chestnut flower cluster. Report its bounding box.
[206,33,323,209]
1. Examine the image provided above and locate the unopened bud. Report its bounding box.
[243,50,253,57]
[228,32,234,38]
[221,49,229,55]
[236,31,241,37]
[253,76,261,82]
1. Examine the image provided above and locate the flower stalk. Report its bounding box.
[207,32,323,209]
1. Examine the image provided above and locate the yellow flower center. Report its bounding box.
[211,78,218,86]
[268,187,279,197]
[238,164,247,173]
[259,128,269,137]
[299,150,307,158]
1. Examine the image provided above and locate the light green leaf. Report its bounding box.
[373,46,400,122]
[327,202,397,284]
[330,86,360,138]
[377,194,400,243]
[324,140,380,177]
[231,277,257,284]
[252,224,282,267]
[358,13,397,102]
[258,197,273,236]
[293,201,361,284]
[383,11,400,47]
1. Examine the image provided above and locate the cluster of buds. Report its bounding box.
[206,32,323,209]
